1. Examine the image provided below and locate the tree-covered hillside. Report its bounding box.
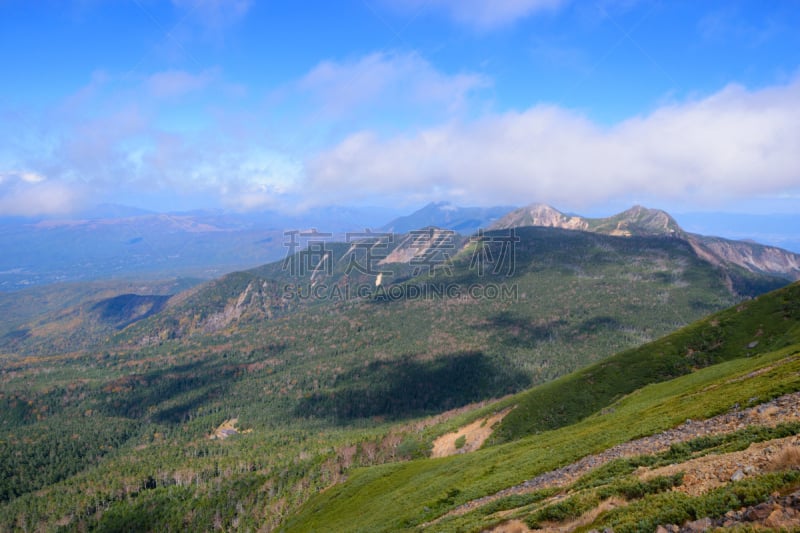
[0,228,793,531]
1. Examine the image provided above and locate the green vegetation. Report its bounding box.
[526,491,600,527]
[572,421,800,493]
[284,344,800,531]
[428,420,800,533]
[0,227,796,531]
[0,278,199,356]
[491,280,800,444]
[282,283,800,532]
[590,472,800,533]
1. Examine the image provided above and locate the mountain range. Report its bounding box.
[3,201,798,291]
[2,200,800,531]
[3,203,799,356]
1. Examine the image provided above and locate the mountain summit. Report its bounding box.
[491,204,683,237]
[488,203,589,231]
[491,203,800,281]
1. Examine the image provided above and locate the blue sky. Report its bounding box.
[1,0,799,216]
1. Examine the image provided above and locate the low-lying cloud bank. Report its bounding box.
[306,78,800,208]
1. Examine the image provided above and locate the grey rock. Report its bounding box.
[744,502,773,521]
[682,517,712,531]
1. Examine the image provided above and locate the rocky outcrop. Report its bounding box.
[378,228,463,267]
[656,489,800,531]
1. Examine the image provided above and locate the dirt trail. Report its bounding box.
[429,391,800,524]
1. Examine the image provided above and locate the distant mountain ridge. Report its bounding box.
[3,201,798,291]
[380,202,513,234]
[674,212,800,253]
[491,204,800,281]
[0,205,400,290]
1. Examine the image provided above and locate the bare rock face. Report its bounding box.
[379,228,460,266]
[689,234,800,280]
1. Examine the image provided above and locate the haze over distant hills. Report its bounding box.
[380,201,513,234]
[675,211,800,254]
[1,201,798,291]
[0,205,400,290]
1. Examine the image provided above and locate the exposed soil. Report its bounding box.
[641,435,800,496]
[431,409,512,458]
[209,417,251,440]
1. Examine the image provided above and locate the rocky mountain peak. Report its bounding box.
[490,203,588,231]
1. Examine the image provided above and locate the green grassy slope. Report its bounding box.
[491,280,800,444]
[282,282,800,532]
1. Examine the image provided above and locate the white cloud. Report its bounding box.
[7,48,797,217]
[19,171,45,184]
[56,105,150,185]
[146,69,217,99]
[305,78,800,208]
[297,51,490,118]
[0,52,491,213]
[0,173,85,216]
[216,150,303,211]
[385,0,568,30]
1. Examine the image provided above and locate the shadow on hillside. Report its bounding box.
[293,351,530,423]
[97,360,236,423]
[481,311,567,347]
[480,312,624,349]
[577,315,620,334]
[90,294,172,330]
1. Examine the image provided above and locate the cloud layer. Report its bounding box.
[306,78,800,207]
[2,47,799,216]
[297,52,490,118]
[0,51,492,215]
[0,172,85,216]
